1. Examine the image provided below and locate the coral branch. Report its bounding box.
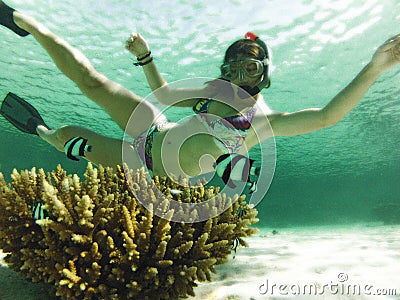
[0,163,259,299]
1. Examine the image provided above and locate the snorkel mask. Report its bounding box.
[221,58,266,81]
[221,32,271,97]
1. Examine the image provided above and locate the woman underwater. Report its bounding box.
[1,1,400,193]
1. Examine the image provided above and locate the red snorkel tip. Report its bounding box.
[244,32,259,40]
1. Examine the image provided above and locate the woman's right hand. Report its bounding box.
[125,33,150,58]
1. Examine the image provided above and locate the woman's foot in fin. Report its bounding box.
[0,1,29,36]
[37,125,64,152]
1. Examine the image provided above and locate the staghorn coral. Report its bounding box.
[0,163,258,299]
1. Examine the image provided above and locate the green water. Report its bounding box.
[1,0,400,227]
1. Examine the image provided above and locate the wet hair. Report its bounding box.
[223,39,266,63]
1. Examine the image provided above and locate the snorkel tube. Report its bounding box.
[243,32,271,96]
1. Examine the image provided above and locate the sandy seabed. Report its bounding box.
[1,224,399,300]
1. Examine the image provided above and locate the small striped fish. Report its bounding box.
[231,237,240,259]
[31,203,48,220]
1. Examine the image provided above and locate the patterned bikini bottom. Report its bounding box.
[132,119,169,172]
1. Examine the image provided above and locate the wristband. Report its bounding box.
[133,56,153,66]
[137,51,151,61]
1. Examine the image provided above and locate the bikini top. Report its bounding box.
[193,99,256,153]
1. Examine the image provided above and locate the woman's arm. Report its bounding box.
[125,33,215,107]
[268,33,400,137]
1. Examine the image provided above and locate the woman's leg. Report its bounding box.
[5,6,161,138]
[37,125,142,169]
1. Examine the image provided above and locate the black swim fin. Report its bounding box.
[0,1,29,36]
[0,92,50,135]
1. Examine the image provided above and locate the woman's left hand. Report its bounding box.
[371,33,400,73]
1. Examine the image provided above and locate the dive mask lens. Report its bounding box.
[220,58,265,80]
[242,59,264,77]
